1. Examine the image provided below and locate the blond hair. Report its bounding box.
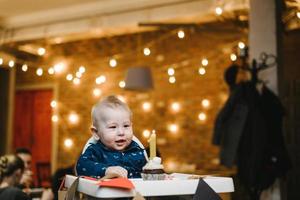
[91,95,132,129]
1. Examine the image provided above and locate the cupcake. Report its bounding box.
[141,157,165,180]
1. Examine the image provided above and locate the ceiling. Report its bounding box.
[0,0,249,43]
[0,0,298,45]
[0,0,99,17]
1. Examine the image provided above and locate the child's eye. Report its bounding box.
[124,124,130,128]
[109,126,116,129]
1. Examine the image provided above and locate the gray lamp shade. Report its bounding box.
[124,66,153,90]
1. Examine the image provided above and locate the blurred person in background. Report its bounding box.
[15,148,33,190]
[0,154,53,200]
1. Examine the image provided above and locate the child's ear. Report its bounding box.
[90,126,100,140]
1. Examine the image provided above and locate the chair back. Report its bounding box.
[36,162,51,187]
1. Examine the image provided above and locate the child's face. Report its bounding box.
[95,107,133,151]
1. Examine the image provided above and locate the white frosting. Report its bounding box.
[143,157,164,170]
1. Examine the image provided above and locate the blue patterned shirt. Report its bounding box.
[76,140,147,178]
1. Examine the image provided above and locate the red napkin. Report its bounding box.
[97,178,135,190]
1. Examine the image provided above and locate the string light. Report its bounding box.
[165,160,178,171]
[230,53,237,61]
[169,76,176,83]
[64,138,73,148]
[198,112,207,121]
[79,66,86,73]
[109,58,117,67]
[167,67,175,76]
[143,47,151,56]
[297,11,300,19]
[66,74,73,81]
[0,58,3,65]
[36,68,43,76]
[171,102,181,112]
[142,130,151,138]
[52,115,58,122]
[21,64,28,72]
[8,60,15,68]
[215,7,223,16]
[201,99,210,108]
[50,100,57,108]
[53,62,66,74]
[76,71,82,78]
[198,67,206,75]
[73,78,80,85]
[168,124,178,133]
[238,42,245,49]
[142,102,151,111]
[48,67,55,75]
[37,47,46,56]
[177,30,185,39]
[93,88,102,97]
[95,75,106,84]
[68,113,79,124]
[119,81,126,88]
[201,58,208,66]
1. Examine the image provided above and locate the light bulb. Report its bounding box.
[238,42,245,49]
[143,47,151,56]
[22,64,28,72]
[198,67,206,75]
[68,113,79,124]
[48,67,55,75]
[66,74,73,81]
[73,78,80,85]
[8,60,15,68]
[79,66,85,73]
[169,76,176,83]
[215,7,223,15]
[171,102,181,112]
[64,138,73,148]
[143,130,151,138]
[201,99,210,108]
[169,124,178,133]
[142,102,151,111]
[109,58,117,67]
[0,58,3,65]
[201,58,208,66]
[36,68,43,76]
[93,88,102,97]
[119,81,126,88]
[168,68,175,76]
[198,112,207,121]
[76,71,82,78]
[37,47,46,56]
[177,30,185,39]
[50,100,57,108]
[53,62,65,74]
[52,115,58,122]
[230,53,237,61]
[96,75,106,84]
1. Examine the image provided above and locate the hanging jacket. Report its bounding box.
[213,82,291,191]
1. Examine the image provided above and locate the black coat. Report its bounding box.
[213,82,291,191]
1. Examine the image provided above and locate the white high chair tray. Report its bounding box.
[64,174,234,198]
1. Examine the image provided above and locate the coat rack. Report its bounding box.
[239,46,277,84]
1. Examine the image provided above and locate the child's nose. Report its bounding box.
[117,127,125,135]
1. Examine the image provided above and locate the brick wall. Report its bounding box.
[15,27,246,173]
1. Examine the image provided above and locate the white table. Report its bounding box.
[64,174,234,199]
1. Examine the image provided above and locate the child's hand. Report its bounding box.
[105,166,128,178]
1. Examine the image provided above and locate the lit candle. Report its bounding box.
[148,130,156,159]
